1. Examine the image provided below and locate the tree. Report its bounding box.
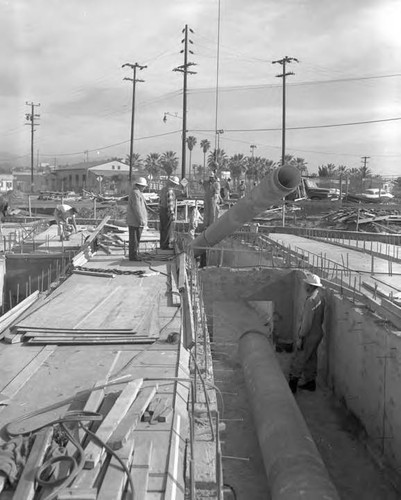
[318,163,336,177]
[200,139,211,173]
[207,148,228,172]
[144,153,161,178]
[161,151,179,177]
[125,153,143,171]
[186,136,197,178]
[292,157,308,176]
[228,153,247,181]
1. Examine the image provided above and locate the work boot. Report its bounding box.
[299,380,316,392]
[288,377,299,394]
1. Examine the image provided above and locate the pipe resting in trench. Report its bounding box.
[191,164,301,257]
[238,330,340,500]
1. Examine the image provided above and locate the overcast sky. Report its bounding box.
[1,0,400,176]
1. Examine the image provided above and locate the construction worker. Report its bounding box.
[288,272,326,394]
[159,176,180,250]
[238,179,246,198]
[126,177,148,261]
[202,172,221,227]
[54,204,78,241]
[188,204,203,239]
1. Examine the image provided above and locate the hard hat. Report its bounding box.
[135,177,148,187]
[303,273,322,287]
[169,176,180,185]
[209,171,216,178]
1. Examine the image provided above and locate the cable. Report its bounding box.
[190,116,401,133]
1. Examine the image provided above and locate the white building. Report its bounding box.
[0,174,13,193]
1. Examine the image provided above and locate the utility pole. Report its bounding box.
[272,56,298,167]
[361,156,370,171]
[25,101,40,192]
[173,25,196,179]
[122,62,147,183]
[250,144,257,158]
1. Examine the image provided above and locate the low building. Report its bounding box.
[0,174,14,193]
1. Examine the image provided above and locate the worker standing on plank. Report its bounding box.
[202,171,221,228]
[159,176,180,250]
[126,177,148,261]
[288,273,326,394]
[54,204,78,241]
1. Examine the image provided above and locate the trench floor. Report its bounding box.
[210,300,400,500]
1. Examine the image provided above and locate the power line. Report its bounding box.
[190,116,401,133]
[38,130,181,158]
[187,73,401,94]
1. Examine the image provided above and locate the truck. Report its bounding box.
[286,177,340,201]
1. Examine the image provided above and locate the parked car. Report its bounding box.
[344,188,394,204]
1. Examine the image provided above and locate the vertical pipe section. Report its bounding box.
[239,331,339,500]
[191,165,300,257]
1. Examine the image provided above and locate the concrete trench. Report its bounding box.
[201,247,401,499]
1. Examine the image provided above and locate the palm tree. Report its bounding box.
[144,153,161,178]
[186,136,197,178]
[125,153,143,171]
[200,139,211,173]
[207,149,228,173]
[228,153,247,182]
[161,151,179,177]
[292,157,308,176]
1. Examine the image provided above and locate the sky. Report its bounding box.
[1,0,401,176]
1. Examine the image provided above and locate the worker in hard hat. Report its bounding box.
[159,176,180,250]
[126,177,148,261]
[288,272,326,394]
[202,171,221,228]
[238,179,246,198]
[54,204,78,241]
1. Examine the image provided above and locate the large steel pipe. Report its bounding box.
[239,331,340,500]
[191,165,301,257]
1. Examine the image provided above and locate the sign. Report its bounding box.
[96,176,103,182]
[180,178,188,188]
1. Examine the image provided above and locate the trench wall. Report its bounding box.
[292,271,401,478]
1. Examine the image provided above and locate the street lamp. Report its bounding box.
[163,112,182,123]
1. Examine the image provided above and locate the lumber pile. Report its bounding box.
[322,207,401,232]
[9,326,157,345]
[0,378,171,499]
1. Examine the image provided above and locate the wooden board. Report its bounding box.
[108,386,158,450]
[164,413,181,500]
[84,379,143,469]
[12,427,53,500]
[97,438,136,500]
[0,346,55,401]
[130,439,153,500]
[25,337,156,345]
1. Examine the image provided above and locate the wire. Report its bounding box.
[190,116,401,133]
[39,130,181,158]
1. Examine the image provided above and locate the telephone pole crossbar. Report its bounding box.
[173,24,196,179]
[122,62,147,183]
[272,56,299,167]
[25,101,40,192]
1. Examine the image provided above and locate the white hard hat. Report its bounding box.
[169,176,180,185]
[135,177,148,187]
[303,273,322,287]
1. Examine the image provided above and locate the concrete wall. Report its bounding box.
[292,270,401,479]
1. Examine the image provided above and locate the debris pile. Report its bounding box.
[321,207,401,232]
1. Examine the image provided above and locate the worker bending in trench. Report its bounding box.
[288,273,326,394]
[54,204,78,241]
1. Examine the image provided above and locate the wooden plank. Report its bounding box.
[57,489,97,500]
[164,413,181,500]
[25,337,155,345]
[177,253,186,292]
[72,216,111,265]
[14,326,133,332]
[72,269,115,278]
[12,427,53,500]
[130,439,153,500]
[97,438,136,500]
[108,386,158,451]
[182,275,195,350]
[0,346,55,399]
[22,331,138,338]
[0,291,40,339]
[84,379,143,469]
